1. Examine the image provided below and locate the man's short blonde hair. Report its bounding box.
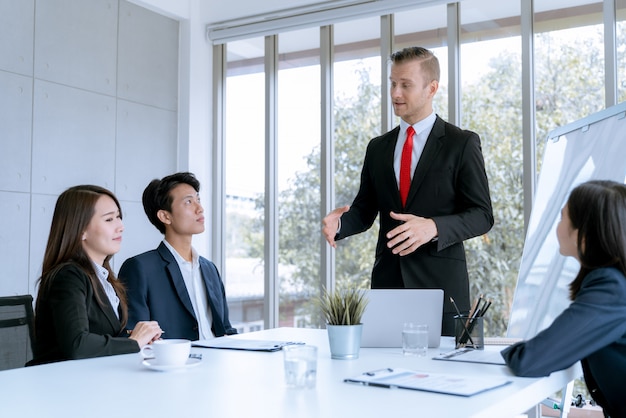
[390,46,440,83]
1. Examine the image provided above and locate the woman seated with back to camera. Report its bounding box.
[501,180,626,418]
[28,185,162,365]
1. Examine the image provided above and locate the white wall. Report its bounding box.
[0,0,322,297]
[0,0,179,296]
[130,0,215,259]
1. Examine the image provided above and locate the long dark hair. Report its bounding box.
[37,185,128,327]
[567,180,626,299]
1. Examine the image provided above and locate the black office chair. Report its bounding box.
[0,295,35,370]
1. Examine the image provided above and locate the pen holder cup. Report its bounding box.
[454,315,484,350]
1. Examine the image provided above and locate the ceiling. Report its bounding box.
[204,0,333,24]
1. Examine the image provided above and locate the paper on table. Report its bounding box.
[484,337,522,346]
[344,367,511,397]
[433,347,507,365]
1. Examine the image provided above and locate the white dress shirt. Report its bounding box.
[92,262,120,319]
[393,111,437,186]
[163,240,215,340]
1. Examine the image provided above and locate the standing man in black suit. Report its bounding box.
[322,47,493,335]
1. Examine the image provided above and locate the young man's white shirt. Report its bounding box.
[163,240,214,340]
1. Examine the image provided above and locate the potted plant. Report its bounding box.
[317,287,369,359]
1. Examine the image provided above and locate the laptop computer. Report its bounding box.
[360,288,443,348]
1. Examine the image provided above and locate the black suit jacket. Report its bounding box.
[337,116,493,334]
[30,263,139,365]
[119,242,237,341]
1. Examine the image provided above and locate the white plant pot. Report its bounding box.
[326,324,363,360]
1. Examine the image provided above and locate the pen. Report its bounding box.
[465,296,487,346]
[464,295,482,336]
[541,398,561,410]
[125,329,165,335]
[478,299,492,317]
[450,297,476,348]
[467,297,482,326]
[365,368,394,376]
[449,296,463,317]
[440,347,472,358]
[467,295,492,332]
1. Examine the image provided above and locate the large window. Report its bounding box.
[332,17,381,295]
[534,0,605,145]
[224,37,266,333]
[395,4,449,121]
[277,28,321,327]
[460,0,523,336]
[218,0,625,337]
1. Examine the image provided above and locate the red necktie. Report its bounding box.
[399,126,415,207]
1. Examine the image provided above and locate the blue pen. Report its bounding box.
[541,398,560,410]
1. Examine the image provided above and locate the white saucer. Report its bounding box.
[142,357,202,372]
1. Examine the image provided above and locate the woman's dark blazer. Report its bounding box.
[30,263,139,365]
[119,242,237,341]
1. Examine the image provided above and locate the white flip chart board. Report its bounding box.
[507,101,626,338]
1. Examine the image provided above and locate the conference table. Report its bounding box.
[0,327,580,418]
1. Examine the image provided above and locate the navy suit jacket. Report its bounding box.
[502,267,626,417]
[119,242,237,340]
[337,116,493,335]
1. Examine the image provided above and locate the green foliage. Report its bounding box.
[461,48,525,336]
[236,28,624,339]
[228,24,625,406]
[317,287,369,325]
[275,66,381,326]
[333,68,381,293]
[226,211,263,258]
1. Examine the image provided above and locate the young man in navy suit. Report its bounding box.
[322,47,493,335]
[120,172,237,340]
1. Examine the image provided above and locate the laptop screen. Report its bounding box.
[360,289,443,348]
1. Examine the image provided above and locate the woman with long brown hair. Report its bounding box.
[29,185,162,365]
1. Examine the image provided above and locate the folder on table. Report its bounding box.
[193,336,304,352]
[344,367,511,397]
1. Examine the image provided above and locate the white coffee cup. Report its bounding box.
[140,339,191,366]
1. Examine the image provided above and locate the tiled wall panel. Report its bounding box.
[0,71,32,192]
[117,0,178,110]
[34,0,118,95]
[31,80,116,195]
[0,0,34,76]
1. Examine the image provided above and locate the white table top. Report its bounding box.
[0,327,580,418]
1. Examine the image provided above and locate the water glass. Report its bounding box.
[402,323,428,356]
[283,344,317,389]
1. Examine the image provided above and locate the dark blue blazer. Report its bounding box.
[501,267,626,417]
[119,242,237,341]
